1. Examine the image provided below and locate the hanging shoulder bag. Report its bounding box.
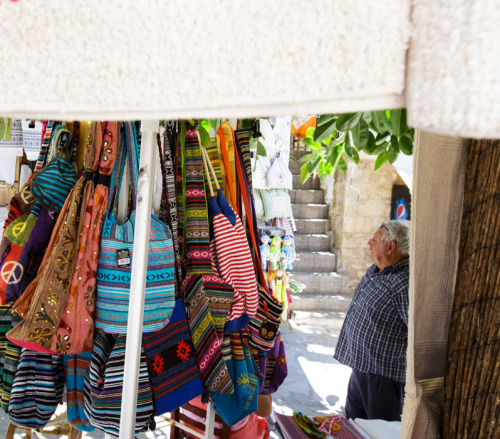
[179,122,233,395]
[8,349,65,429]
[95,122,175,334]
[51,122,119,354]
[30,125,78,213]
[83,329,155,436]
[0,303,22,412]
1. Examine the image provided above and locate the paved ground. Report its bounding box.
[0,322,350,438]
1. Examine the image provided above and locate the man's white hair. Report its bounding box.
[380,220,410,255]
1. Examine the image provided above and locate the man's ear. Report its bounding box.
[387,240,396,254]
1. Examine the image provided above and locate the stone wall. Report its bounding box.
[331,154,405,293]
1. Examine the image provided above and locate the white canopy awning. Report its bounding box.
[0,0,498,138]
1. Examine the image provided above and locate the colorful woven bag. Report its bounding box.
[142,297,203,416]
[8,349,65,429]
[8,153,89,352]
[5,207,57,304]
[247,286,283,351]
[51,122,119,354]
[0,212,37,305]
[257,331,288,395]
[201,146,258,327]
[95,122,175,334]
[179,122,233,394]
[30,125,78,213]
[0,303,22,412]
[63,352,94,432]
[211,334,259,426]
[83,329,155,436]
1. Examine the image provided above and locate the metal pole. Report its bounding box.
[119,120,159,439]
[204,402,216,439]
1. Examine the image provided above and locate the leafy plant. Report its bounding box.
[0,118,12,141]
[299,109,414,183]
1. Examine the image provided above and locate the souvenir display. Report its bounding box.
[0,119,289,437]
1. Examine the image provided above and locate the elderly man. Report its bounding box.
[334,220,410,421]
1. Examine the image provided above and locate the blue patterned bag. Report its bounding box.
[211,334,259,426]
[95,122,176,334]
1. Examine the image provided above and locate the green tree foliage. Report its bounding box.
[298,110,414,183]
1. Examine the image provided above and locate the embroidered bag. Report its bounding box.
[142,298,203,416]
[95,122,175,334]
[30,125,78,212]
[83,329,155,436]
[8,141,91,352]
[51,122,119,354]
[8,349,65,429]
[179,122,233,394]
[63,352,94,432]
[0,303,21,412]
[211,334,259,426]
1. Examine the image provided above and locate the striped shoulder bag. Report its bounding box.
[30,125,78,213]
[95,122,175,333]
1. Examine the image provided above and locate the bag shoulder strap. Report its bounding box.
[217,123,237,211]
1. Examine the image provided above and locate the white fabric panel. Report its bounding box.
[0,0,408,120]
[405,0,500,138]
[401,131,468,439]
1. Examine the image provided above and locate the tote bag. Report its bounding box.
[0,212,37,305]
[211,334,259,426]
[8,349,65,429]
[179,122,233,395]
[95,122,175,334]
[5,207,57,304]
[51,122,119,354]
[142,298,203,416]
[83,329,155,436]
[0,303,21,412]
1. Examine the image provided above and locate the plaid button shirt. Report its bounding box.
[334,258,409,383]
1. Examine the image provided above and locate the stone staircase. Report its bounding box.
[288,151,351,331]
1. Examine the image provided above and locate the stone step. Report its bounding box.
[294,233,331,251]
[288,159,305,175]
[294,251,336,272]
[290,189,325,204]
[289,271,349,295]
[294,218,329,234]
[290,149,310,161]
[290,310,346,331]
[291,293,351,312]
[293,174,320,190]
[292,203,328,220]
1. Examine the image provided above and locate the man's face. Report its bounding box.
[368,227,390,269]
